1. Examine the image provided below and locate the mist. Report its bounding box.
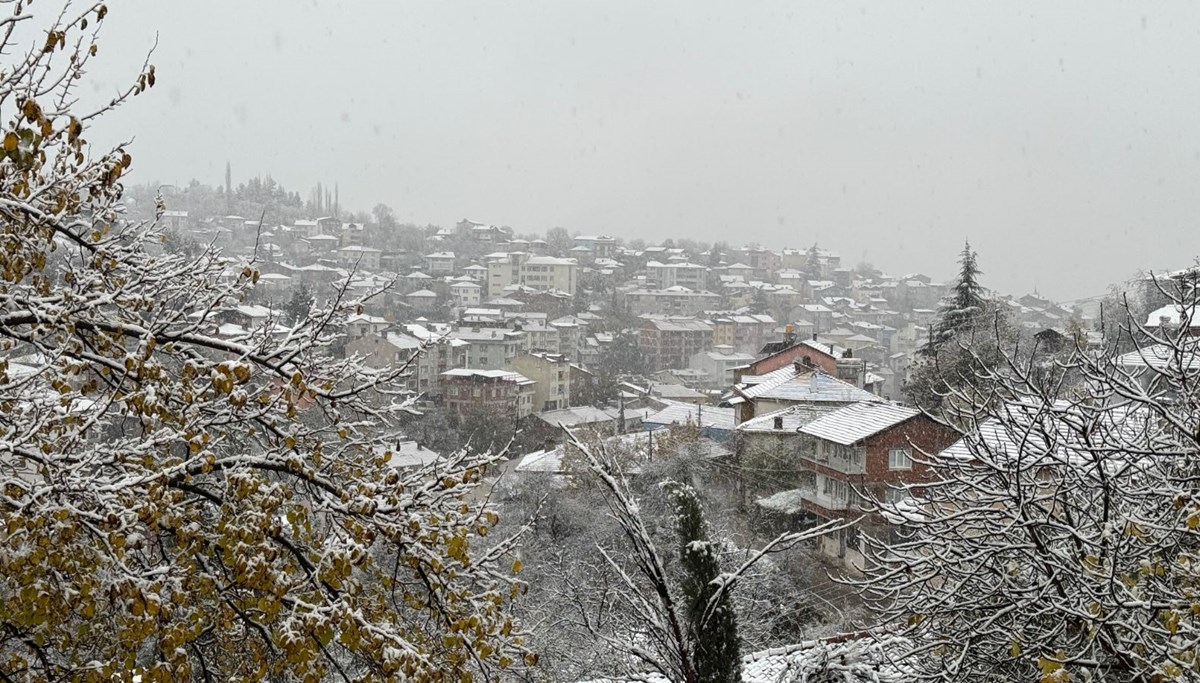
[85,0,1200,299]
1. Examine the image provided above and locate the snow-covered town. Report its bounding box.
[2,2,1200,682]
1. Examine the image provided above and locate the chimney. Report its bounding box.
[773,415,784,430]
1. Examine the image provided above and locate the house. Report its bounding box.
[485,253,579,298]
[404,289,439,312]
[707,314,777,355]
[735,338,882,393]
[402,323,469,396]
[449,281,482,307]
[344,330,423,392]
[647,383,708,405]
[690,346,757,390]
[532,405,621,439]
[511,352,572,413]
[639,317,714,372]
[451,326,525,370]
[344,313,389,340]
[785,401,959,567]
[441,368,535,419]
[727,360,882,424]
[623,288,722,317]
[735,404,841,506]
[641,401,737,441]
[385,441,441,470]
[645,261,707,290]
[424,251,457,274]
[336,245,381,270]
[1145,304,1200,335]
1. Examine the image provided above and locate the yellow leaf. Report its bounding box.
[1010,641,1021,658]
[512,559,522,574]
[2,132,16,152]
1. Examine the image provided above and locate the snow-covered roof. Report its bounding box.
[1145,304,1199,328]
[732,366,882,405]
[642,402,736,432]
[535,405,619,428]
[525,255,577,266]
[441,368,533,385]
[737,404,836,433]
[800,402,921,446]
[1115,343,1200,371]
[385,441,441,469]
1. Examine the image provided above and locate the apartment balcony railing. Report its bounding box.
[798,448,866,475]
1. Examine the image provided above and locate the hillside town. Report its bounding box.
[146,199,1130,568]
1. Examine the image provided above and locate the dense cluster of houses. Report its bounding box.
[164,211,1116,569]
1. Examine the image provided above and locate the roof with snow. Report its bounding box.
[736,404,838,433]
[799,401,921,446]
[642,402,736,433]
[730,365,882,405]
[535,405,620,428]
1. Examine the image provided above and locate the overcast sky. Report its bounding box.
[75,1,1200,300]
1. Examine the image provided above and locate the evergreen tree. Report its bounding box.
[663,482,741,683]
[283,282,315,325]
[805,242,822,278]
[923,240,987,356]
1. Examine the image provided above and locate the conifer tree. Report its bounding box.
[663,482,741,683]
[923,240,987,356]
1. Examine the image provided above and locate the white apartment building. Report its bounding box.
[646,261,707,290]
[449,281,482,307]
[486,252,578,298]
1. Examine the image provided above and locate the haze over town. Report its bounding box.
[86,0,1200,300]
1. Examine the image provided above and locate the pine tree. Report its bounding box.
[663,482,741,683]
[805,242,822,278]
[924,240,987,355]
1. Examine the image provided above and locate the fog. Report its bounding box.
[85,0,1200,299]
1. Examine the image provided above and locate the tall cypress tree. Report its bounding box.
[663,482,741,683]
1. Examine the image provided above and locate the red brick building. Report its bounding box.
[786,401,959,567]
[441,369,535,419]
[638,317,714,371]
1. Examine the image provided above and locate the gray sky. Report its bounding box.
[78,0,1200,300]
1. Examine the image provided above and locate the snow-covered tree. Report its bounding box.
[0,5,529,680]
[860,279,1200,682]
[569,431,851,683]
[664,481,741,683]
[923,240,987,357]
[905,243,1014,420]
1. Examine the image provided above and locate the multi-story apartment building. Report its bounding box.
[645,261,707,290]
[441,369,535,419]
[485,253,579,298]
[639,317,714,371]
[624,288,722,317]
[449,281,482,307]
[424,251,457,274]
[689,346,756,390]
[511,352,572,413]
[707,314,777,355]
[337,245,382,270]
[404,323,469,396]
[452,326,525,370]
[792,401,959,566]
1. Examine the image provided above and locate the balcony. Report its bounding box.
[797,487,857,512]
[799,447,865,475]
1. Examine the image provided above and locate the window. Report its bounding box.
[889,448,912,470]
